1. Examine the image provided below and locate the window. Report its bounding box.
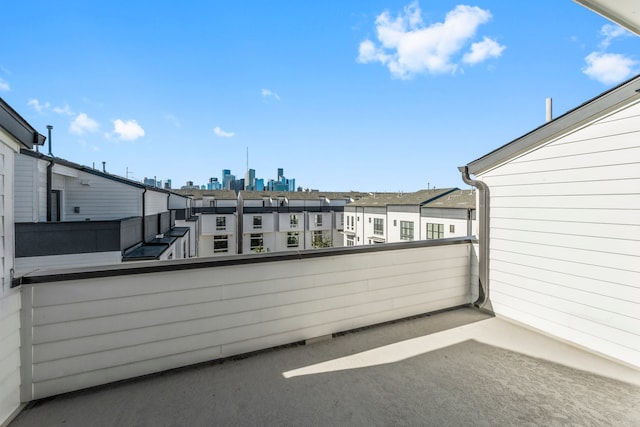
[216,216,226,230]
[287,232,299,248]
[373,218,384,235]
[214,235,229,253]
[427,223,444,239]
[340,214,344,227]
[450,224,455,233]
[209,200,215,207]
[393,219,397,227]
[290,214,298,227]
[368,217,371,223]
[400,221,414,241]
[250,233,263,251]
[316,214,323,227]
[346,236,355,246]
[253,215,262,229]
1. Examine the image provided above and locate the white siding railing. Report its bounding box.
[19,239,476,401]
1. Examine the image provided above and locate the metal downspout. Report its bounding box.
[458,166,490,310]
[142,188,147,243]
[46,161,54,222]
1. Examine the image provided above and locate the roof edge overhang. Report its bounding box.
[0,98,46,149]
[466,74,640,176]
[574,0,640,35]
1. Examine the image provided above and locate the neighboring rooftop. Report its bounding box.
[347,188,457,207]
[422,189,476,209]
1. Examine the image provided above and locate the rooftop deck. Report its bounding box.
[9,307,640,427]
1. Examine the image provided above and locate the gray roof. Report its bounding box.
[347,188,458,207]
[240,190,369,202]
[421,189,476,209]
[466,74,640,175]
[173,189,238,200]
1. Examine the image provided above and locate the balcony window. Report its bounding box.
[287,232,299,248]
[213,235,228,253]
[400,221,414,241]
[250,233,263,251]
[374,218,384,235]
[216,216,226,231]
[290,214,298,228]
[427,223,444,239]
[253,215,262,229]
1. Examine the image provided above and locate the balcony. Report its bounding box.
[8,238,640,426]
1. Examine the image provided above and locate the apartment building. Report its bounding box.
[343,188,476,246]
[172,189,238,257]
[13,150,192,272]
[240,191,352,253]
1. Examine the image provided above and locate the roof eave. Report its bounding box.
[466,74,640,175]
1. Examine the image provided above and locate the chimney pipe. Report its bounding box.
[102,161,106,173]
[46,125,53,156]
[546,97,553,122]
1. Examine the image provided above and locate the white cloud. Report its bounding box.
[213,126,235,138]
[70,113,99,135]
[27,98,50,113]
[0,78,9,92]
[53,104,74,116]
[463,36,505,65]
[583,52,638,85]
[112,119,145,141]
[599,24,630,48]
[357,2,503,79]
[261,89,281,101]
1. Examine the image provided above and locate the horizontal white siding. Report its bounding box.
[0,291,21,426]
[14,154,37,222]
[143,190,167,216]
[15,252,123,275]
[480,99,640,367]
[22,243,474,399]
[0,133,20,425]
[64,171,142,220]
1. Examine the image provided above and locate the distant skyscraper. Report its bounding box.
[244,168,256,190]
[277,168,284,181]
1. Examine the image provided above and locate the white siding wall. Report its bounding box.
[479,99,640,368]
[14,155,37,222]
[0,133,21,425]
[144,190,167,216]
[21,242,475,400]
[420,216,470,240]
[64,171,142,220]
[201,214,236,235]
[387,212,420,243]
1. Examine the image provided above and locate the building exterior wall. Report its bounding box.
[0,130,22,425]
[144,190,168,216]
[198,214,237,257]
[386,211,421,243]
[20,241,475,400]
[478,99,640,368]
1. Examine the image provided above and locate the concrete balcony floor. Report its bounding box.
[10,307,640,427]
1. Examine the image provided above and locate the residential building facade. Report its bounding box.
[344,189,476,246]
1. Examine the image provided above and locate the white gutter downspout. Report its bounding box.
[458,166,491,311]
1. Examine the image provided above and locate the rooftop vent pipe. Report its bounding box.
[546,97,553,122]
[102,161,106,173]
[46,125,53,156]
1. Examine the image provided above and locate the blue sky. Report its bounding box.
[2,1,638,191]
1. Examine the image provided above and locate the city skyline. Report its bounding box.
[2,1,639,191]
